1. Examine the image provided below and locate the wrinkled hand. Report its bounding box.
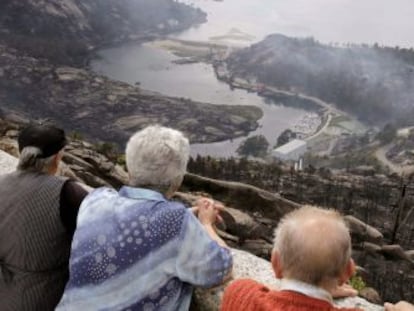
[192,197,224,225]
[385,301,414,311]
[330,283,358,299]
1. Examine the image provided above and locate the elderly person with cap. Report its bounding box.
[57,125,232,311]
[0,123,88,310]
[221,206,361,311]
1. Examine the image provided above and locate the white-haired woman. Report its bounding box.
[57,125,232,311]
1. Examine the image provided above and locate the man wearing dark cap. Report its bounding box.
[0,123,88,311]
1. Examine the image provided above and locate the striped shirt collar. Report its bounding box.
[280,279,334,304]
[118,186,166,202]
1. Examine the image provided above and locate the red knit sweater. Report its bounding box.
[220,279,362,311]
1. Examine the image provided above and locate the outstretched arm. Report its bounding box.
[192,198,228,249]
[175,201,233,288]
[330,283,357,298]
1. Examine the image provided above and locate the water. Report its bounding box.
[93,0,414,157]
[179,0,414,47]
[91,44,309,157]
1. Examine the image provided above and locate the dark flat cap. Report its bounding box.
[18,124,67,158]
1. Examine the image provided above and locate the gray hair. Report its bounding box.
[273,205,352,286]
[125,125,190,191]
[17,147,55,173]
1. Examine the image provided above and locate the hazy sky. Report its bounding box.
[178,0,414,47]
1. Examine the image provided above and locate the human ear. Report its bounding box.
[271,250,283,279]
[339,258,356,285]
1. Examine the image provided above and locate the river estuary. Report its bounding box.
[92,0,414,157]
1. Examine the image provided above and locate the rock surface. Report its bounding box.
[0,44,262,147]
[0,0,207,65]
[1,119,412,303]
[345,215,384,244]
[182,173,299,220]
[0,0,261,147]
[182,168,414,303]
[0,150,17,174]
[0,118,128,188]
[0,150,382,310]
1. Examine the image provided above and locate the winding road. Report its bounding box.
[375,144,414,175]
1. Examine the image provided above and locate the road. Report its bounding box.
[305,113,333,142]
[265,86,347,117]
[375,144,414,175]
[263,86,346,141]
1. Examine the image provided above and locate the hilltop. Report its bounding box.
[0,0,206,65]
[209,34,414,173]
[226,34,414,125]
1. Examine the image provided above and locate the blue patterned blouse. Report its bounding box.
[56,186,233,311]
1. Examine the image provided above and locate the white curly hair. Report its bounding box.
[125,125,190,192]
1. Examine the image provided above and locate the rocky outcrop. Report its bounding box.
[344,215,384,244]
[0,163,384,311]
[182,173,299,220]
[0,150,17,174]
[0,0,206,65]
[406,250,414,261]
[0,46,262,147]
[381,245,413,263]
[0,0,261,146]
[1,120,412,302]
[182,170,414,303]
[0,118,127,188]
[191,249,383,311]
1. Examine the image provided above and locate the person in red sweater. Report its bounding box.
[221,206,362,311]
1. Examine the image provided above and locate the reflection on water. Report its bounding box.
[91,43,310,157]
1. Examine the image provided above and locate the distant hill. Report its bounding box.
[226,34,414,125]
[0,0,206,65]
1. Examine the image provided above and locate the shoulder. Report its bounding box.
[31,173,68,191]
[61,180,88,196]
[225,279,267,295]
[77,187,120,219]
[158,199,187,211]
[221,279,268,311]
[223,279,268,300]
[83,186,118,203]
[148,200,189,232]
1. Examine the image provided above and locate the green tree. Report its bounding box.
[276,129,297,147]
[236,135,269,158]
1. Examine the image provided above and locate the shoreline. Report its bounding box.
[90,34,377,159]
[90,37,328,156]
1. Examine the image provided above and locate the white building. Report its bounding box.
[272,139,307,161]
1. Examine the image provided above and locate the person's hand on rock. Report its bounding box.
[193,197,224,225]
[330,283,358,298]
